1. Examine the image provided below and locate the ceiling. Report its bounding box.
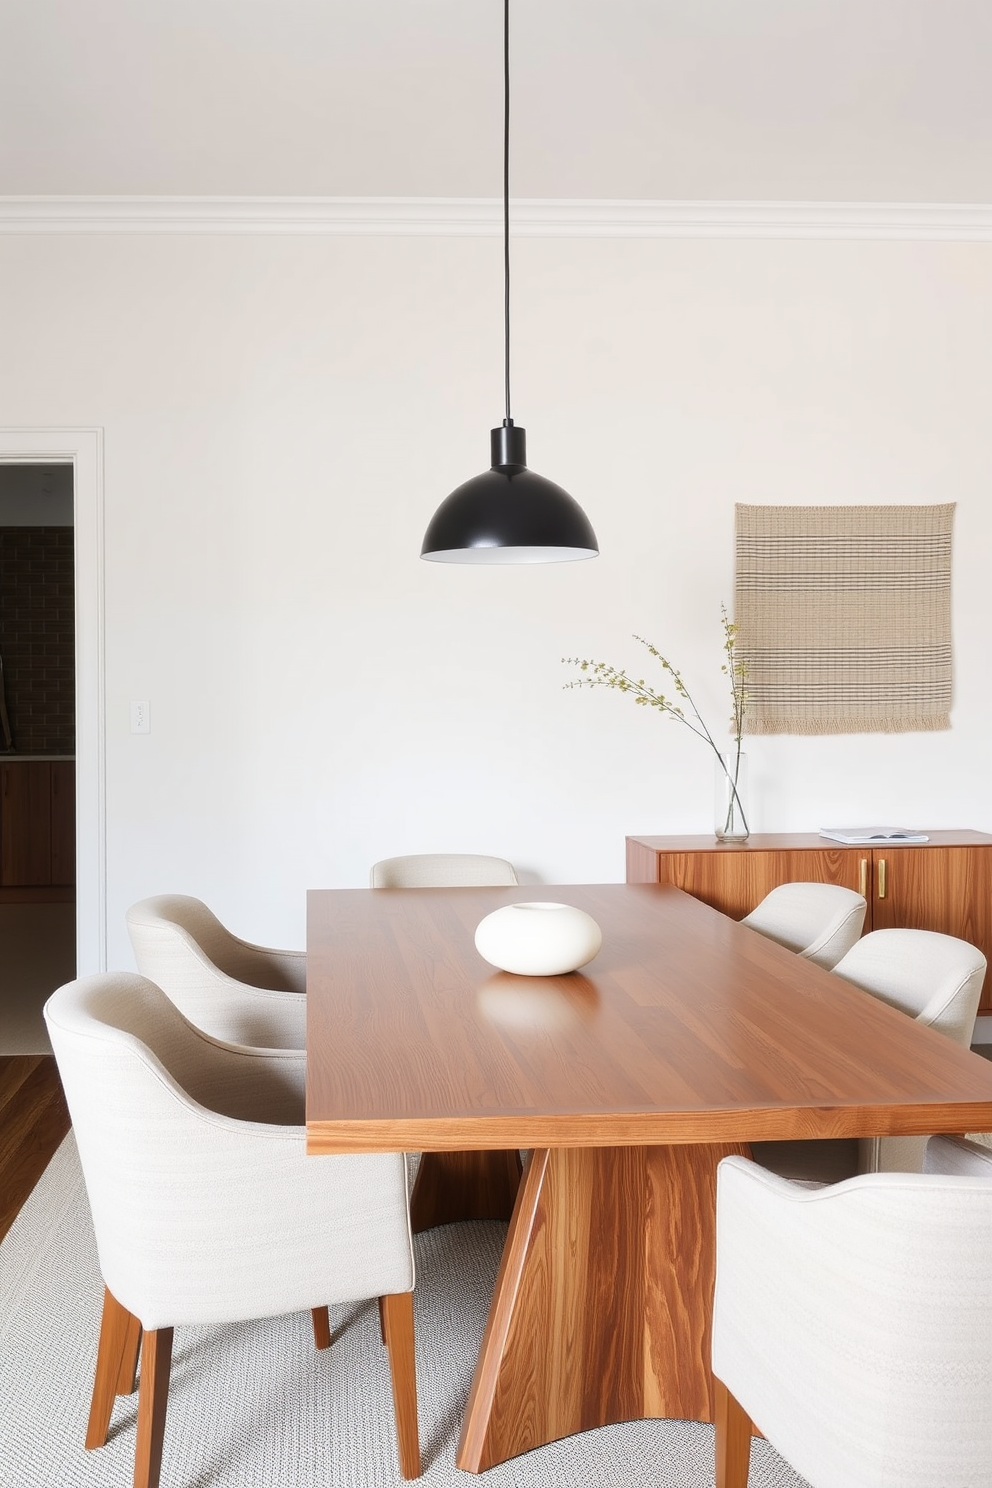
[2,0,991,202]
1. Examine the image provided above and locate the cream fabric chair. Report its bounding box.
[126,894,306,1049]
[44,972,420,1488]
[740,882,867,970]
[712,1136,992,1488]
[753,927,987,1181]
[370,853,519,888]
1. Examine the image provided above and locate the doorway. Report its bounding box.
[0,463,76,1052]
[0,429,105,992]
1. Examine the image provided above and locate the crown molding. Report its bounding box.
[1,196,991,240]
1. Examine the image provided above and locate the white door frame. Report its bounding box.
[0,428,106,973]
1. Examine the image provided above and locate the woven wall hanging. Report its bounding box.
[734,503,954,735]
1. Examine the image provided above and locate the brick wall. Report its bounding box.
[0,528,75,755]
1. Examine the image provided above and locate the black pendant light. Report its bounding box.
[421,0,599,565]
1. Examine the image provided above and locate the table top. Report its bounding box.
[305,882,992,1154]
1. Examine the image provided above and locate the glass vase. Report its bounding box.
[715,747,749,842]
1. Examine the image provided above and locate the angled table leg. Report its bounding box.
[457,1141,748,1473]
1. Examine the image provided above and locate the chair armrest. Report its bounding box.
[167,944,307,1048]
[173,1033,308,1123]
[925,1134,992,1177]
[239,943,307,995]
[914,959,985,1045]
[91,1106,414,1330]
[200,973,307,1048]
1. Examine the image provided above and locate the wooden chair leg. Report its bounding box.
[86,1287,142,1449]
[714,1375,752,1488]
[311,1306,332,1350]
[378,1296,387,1346]
[116,1317,143,1395]
[381,1292,420,1479]
[133,1327,173,1488]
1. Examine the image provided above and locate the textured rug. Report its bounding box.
[0,1136,808,1488]
[735,503,954,735]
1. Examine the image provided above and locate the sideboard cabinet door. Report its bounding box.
[870,846,992,956]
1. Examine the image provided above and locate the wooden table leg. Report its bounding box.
[409,1150,522,1234]
[456,1141,748,1473]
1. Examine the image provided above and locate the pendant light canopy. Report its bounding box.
[421,0,598,565]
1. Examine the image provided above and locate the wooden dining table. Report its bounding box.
[305,881,992,1473]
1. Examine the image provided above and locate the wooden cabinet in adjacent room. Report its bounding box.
[626,831,992,1012]
[0,759,75,893]
[49,761,76,886]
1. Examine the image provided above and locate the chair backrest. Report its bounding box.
[127,894,305,990]
[44,973,412,1331]
[833,928,987,1175]
[741,882,867,970]
[126,895,306,1048]
[370,853,519,888]
[831,927,987,1045]
[45,969,306,1121]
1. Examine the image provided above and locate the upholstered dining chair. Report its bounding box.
[370,853,519,888]
[44,972,421,1488]
[126,894,305,1048]
[752,927,987,1182]
[712,1136,992,1488]
[740,882,867,971]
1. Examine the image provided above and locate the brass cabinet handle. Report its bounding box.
[859,858,868,898]
[878,857,887,899]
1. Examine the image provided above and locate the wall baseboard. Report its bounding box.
[1,196,991,240]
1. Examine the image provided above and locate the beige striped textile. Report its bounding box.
[734,503,954,735]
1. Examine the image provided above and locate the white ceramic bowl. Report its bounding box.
[474,901,603,976]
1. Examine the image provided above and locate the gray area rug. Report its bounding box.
[0,1136,808,1488]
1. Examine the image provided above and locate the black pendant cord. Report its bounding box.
[503,0,511,426]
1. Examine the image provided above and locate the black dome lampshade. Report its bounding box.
[421,420,599,564]
[420,0,599,566]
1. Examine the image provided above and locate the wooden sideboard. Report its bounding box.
[626,831,992,1013]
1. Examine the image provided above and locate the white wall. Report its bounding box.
[1,228,990,966]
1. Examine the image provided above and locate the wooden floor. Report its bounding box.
[0,1055,70,1243]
